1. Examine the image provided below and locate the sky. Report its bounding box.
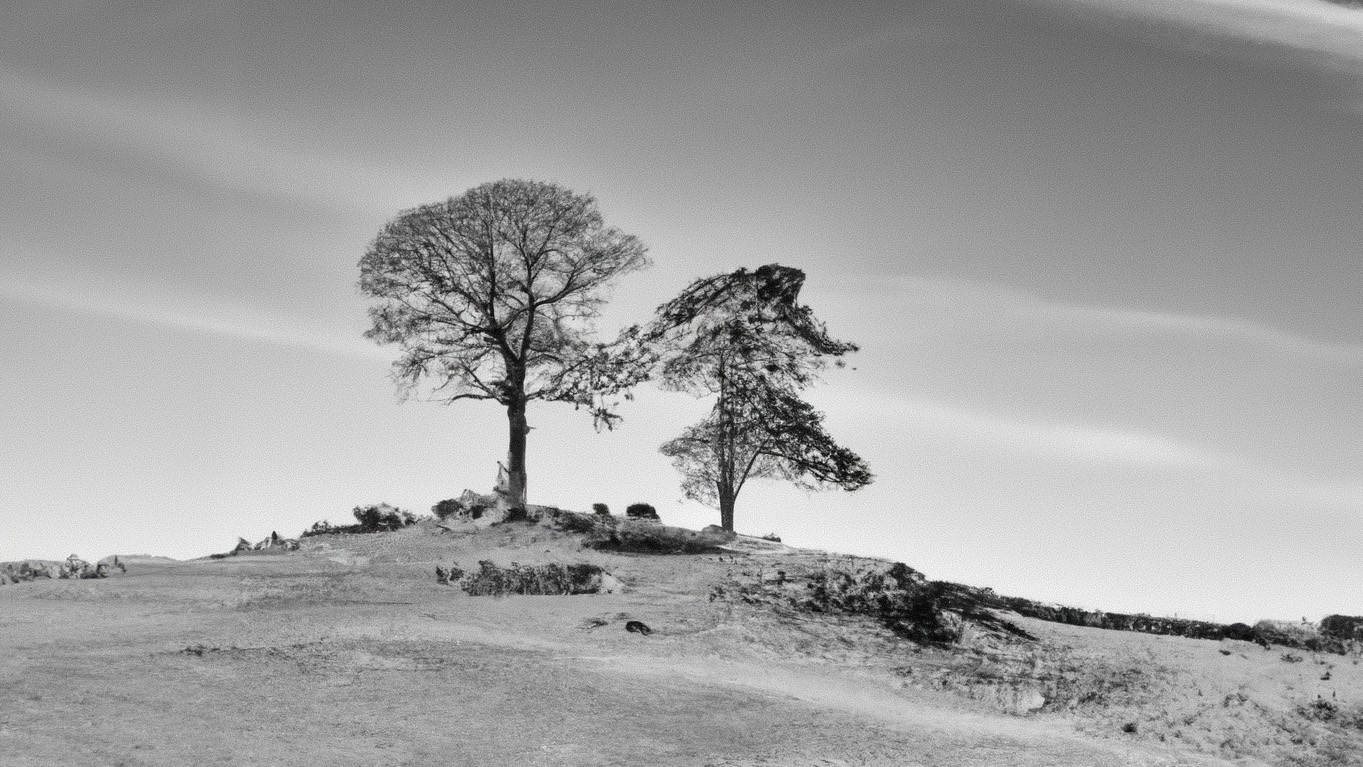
[2,0,1359,624]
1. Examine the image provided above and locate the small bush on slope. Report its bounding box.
[583,518,733,554]
[459,561,608,596]
[302,503,417,536]
[625,502,660,520]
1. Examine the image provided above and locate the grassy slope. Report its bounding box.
[1,519,1358,767]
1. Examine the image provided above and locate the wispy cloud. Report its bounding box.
[1040,0,1363,72]
[0,65,451,214]
[0,274,392,362]
[834,275,1363,365]
[837,390,1363,510]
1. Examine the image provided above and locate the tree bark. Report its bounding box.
[505,397,529,509]
[718,489,736,532]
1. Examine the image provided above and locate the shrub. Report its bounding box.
[459,561,608,596]
[625,502,659,520]
[301,519,342,537]
[584,520,730,554]
[301,503,417,536]
[791,565,1033,646]
[432,491,497,522]
[592,503,610,516]
[353,503,416,531]
[432,499,463,520]
[539,507,601,534]
[1255,619,1321,649]
[1321,615,1363,641]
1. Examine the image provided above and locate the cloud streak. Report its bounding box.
[834,389,1363,510]
[835,275,1363,365]
[0,274,392,362]
[0,66,448,214]
[1039,0,1363,73]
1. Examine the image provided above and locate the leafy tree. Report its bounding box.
[359,179,649,509]
[652,264,871,531]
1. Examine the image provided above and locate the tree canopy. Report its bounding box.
[650,264,871,530]
[359,179,649,508]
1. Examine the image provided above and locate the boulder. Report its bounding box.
[251,531,300,551]
[60,554,92,579]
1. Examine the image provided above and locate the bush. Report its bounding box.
[542,508,601,534]
[301,503,416,536]
[788,565,1033,646]
[584,520,730,554]
[459,561,608,596]
[432,499,463,520]
[431,491,496,522]
[625,502,659,520]
[592,503,610,516]
[301,519,342,537]
[353,503,416,531]
[1321,615,1363,641]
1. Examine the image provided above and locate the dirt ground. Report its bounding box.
[2,521,1358,766]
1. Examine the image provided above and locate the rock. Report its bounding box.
[251,532,300,552]
[599,573,626,594]
[759,532,781,543]
[61,554,92,579]
[625,620,652,635]
[21,561,59,579]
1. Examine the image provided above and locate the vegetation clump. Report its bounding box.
[712,559,1030,647]
[584,519,732,554]
[646,264,871,531]
[625,502,659,520]
[800,565,1033,645]
[457,560,609,596]
[542,508,603,535]
[1321,614,1363,642]
[302,504,417,536]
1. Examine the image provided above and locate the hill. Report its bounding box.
[1,511,1359,766]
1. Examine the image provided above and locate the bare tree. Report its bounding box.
[359,179,649,509]
[651,264,871,531]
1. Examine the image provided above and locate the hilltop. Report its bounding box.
[1,508,1359,766]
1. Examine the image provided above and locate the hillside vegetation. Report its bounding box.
[2,510,1359,766]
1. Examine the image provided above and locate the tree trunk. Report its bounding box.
[716,355,735,532]
[505,397,529,509]
[718,486,736,532]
